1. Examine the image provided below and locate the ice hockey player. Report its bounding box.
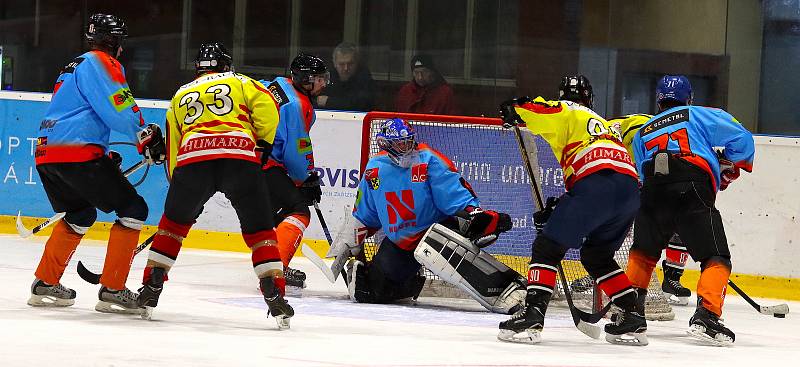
[136,43,293,329]
[29,13,165,314]
[497,77,645,345]
[626,75,754,346]
[326,117,522,314]
[560,75,693,305]
[257,53,329,289]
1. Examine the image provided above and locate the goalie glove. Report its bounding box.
[462,208,513,248]
[136,123,166,165]
[499,96,531,129]
[533,196,560,234]
[326,206,370,259]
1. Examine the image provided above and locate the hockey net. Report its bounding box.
[359,112,674,320]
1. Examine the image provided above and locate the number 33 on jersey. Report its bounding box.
[165,71,280,177]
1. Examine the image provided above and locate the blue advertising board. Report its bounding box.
[0,94,169,225]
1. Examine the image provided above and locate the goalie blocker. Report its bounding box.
[415,224,526,314]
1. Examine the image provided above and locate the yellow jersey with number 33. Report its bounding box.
[165,71,280,177]
[514,97,638,190]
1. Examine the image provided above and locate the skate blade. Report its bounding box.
[141,306,155,320]
[667,294,689,306]
[275,315,291,330]
[605,331,649,346]
[27,294,74,307]
[497,329,542,344]
[285,286,304,298]
[687,325,733,347]
[95,301,144,315]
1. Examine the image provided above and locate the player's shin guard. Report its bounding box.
[34,220,84,286]
[584,250,647,346]
[696,256,731,317]
[626,249,658,289]
[99,222,140,290]
[276,214,309,267]
[244,231,282,290]
[662,240,691,304]
[145,216,192,276]
[415,224,526,314]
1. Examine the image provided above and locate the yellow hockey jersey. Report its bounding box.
[607,114,651,164]
[514,97,638,190]
[165,71,280,177]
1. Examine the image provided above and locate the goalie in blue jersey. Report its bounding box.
[326,117,525,314]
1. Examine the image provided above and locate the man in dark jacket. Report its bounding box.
[315,42,376,112]
[395,54,459,115]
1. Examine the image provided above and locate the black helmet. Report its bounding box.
[195,42,233,75]
[85,14,128,52]
[290,53,328,85]
[559,75,594,108]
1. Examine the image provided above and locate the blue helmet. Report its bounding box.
[376,118,417,166]
[656,75,692,106]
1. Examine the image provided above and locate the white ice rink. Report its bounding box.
[1,234,798,367]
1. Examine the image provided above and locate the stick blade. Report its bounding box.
[76,261,101,284]
[576,320,603,339]
[761,303,790,316]
[301,244,336,283]
[16,211,33,238]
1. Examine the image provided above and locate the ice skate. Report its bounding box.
[284,266,307,289]
[27,279,76,307]
[260,276,294,330]
[605,290,648,346]
[497,292,547,344]
[687,305,735,346]
[662,260,691,306]
[96,287,142,314]
[605,308,648,346]
[137,267,166,320]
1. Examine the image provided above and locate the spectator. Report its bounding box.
[395,54,459,115]
[315,42,376,111]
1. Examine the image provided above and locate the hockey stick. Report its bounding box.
[76,232,156,284]
[556,262,605,339]
[728,280,789,318]
[15,159,148,238]
[512,124,606,338]
[302,202,349,284]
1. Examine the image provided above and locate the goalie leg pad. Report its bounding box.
[415,224,525,314]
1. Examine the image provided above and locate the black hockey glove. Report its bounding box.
[107,150,122,167]
[533,196,560,234]
[256,139,274,169]
[300,171,322,204]
[465,209,513,248]
[136,123,166,165]
[499,96,531,129]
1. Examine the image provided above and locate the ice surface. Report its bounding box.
[1,234,798,366]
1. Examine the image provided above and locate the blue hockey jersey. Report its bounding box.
[632,106,754,191]
[353,144,480,250]
[259,77,316,184]
[35,50,145,165]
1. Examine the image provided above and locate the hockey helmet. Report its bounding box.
[558,75,594,108]
[86,14,128,52]
[376,118,417,167]
[195,42,233,75]
[290,53,330,86]
[656,75,692,106]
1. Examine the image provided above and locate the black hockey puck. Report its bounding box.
[774,313,786,318]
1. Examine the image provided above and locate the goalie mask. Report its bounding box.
[376,118,418,168]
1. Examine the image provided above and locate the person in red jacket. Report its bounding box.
[395,54,459,115]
